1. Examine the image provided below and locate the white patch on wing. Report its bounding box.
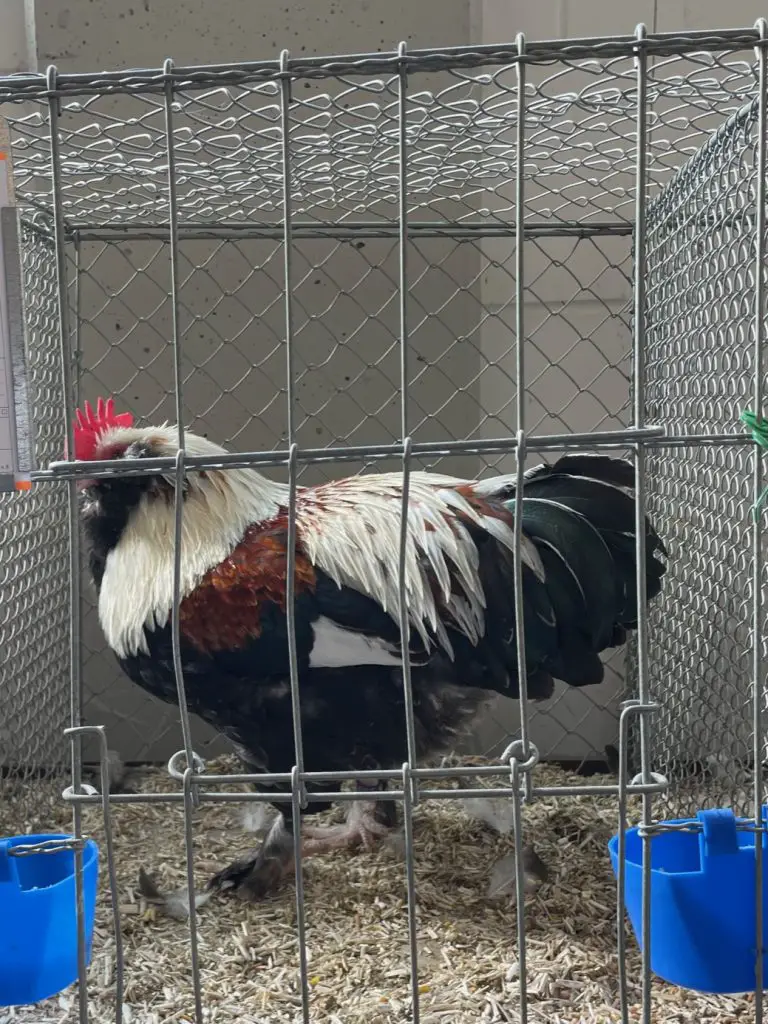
[309,616,404,668]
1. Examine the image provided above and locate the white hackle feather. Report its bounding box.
[93,426,288,658]
[92,425,546,661]
[299,473,545,657]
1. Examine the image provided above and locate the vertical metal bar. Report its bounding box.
[46,69,76,444]
[279,53,306,782]
[616,708,631,1024]
[401,762,421,1022]
[510,756,529,1024]
[287,443,311,1024]
[632,24,651,754]
[616,702,645,1024]
[632,25,653,1024]
[46,64,88,1024]
[280,49,310,1023]
[163,57,204,1021]
[284,444,306,785]
[512,35,533,805]
[71,232,81,410]
[514,33,527,456]
[395,42,420,779]
[753,20,768,1024]
[510,45,533,1019]
[98,734,124,1024]
[291,766,311,1024]
[279,50,306,779]
[280,50,296,447]
[163,64,186,449]
[162,59,197,778]
[398,42,410,451]
[64,725,125,1024]
[182,768,204,1024]
[397,42,421,1024]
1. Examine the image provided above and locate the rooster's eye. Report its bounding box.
[96,442,129,462]
[126,442,155,460]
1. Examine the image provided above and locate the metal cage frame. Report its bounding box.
[1,21,767,1024]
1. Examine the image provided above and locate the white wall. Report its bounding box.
[0,0,36,74]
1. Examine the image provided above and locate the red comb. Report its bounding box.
[71,397,134,461]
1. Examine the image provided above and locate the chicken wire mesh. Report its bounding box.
[642,94,768,815]
[0,26,767,1024]
[0,223,69,780]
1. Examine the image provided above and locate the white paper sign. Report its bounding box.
[0,115,32,492]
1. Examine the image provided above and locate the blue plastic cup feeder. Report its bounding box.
[0,833,99,1007]
[608,807,768,994]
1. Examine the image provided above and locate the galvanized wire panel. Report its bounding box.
[0,224,69,795]
[13,63,640,765]
[643,98,765,815]
[2,48,759,232]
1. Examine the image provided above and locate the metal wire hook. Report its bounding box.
[500,738,540,776]
[167,748,206,780]
[279,48,293,104]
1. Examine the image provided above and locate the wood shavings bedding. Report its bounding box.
[0,758,753,1024]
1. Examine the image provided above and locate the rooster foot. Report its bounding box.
[208,814,297,902]
[303,797,396,854]
[208,787,397,902]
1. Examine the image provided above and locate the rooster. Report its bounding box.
[73,398,667,903]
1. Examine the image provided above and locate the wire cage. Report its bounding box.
[0,23,767,1024]
[3,47,648,776]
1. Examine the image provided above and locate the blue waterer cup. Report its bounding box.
[609,807,768,993]
[0,833,99,1006]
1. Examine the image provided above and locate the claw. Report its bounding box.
[208,795,397,904]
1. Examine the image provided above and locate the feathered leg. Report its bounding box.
[303,778,397,852]
[208,812,298,901]
[208,780,397,902]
